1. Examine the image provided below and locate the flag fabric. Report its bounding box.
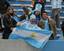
[9,22,52,48]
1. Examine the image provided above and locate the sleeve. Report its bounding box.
[12,18,17,27]
[38,20,45,29]
[0,18,1,27]
[49,18,57,37]
[3,17,9,28]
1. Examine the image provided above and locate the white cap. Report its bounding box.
[34,3,42,11]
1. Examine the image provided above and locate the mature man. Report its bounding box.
[51,0,62,28]
[38,11,56,39]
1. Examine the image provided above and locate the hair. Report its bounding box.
[41,11,48,16]
[42,11,47,14]
[23,6,29,15]
[23,6,29,11]
[6,7,15,16]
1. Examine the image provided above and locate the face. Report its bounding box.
[42,13,48,20]
[7,7,14,16]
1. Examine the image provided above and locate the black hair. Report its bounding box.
[0,0,10,14]
[42,11,47,14]
[23,7,29,11]
[41,11,48,16]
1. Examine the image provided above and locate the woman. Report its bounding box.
[2,7,21,39]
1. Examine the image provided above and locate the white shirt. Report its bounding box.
[51,0,62,9]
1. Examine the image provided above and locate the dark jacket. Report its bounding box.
[3,16,17,28]
[61,21,64,32]
[2,15,17,39]
[61,21,64,36]
[0,17,4,32]
[38,17,56,38]
[0,18,2,28]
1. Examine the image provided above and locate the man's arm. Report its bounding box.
[49,17,57,38]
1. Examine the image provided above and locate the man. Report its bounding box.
[2,7,21,39]
[51,0,62,28]
[29,9,41,25]
[21,7,30,21]
[22,14,41,30]
[38,11,56,39]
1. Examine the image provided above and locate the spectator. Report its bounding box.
[38,11,56,39]
[30,10,41,25]
[2,7,21,39]
[21,7,30,20]
[21,14,41,30]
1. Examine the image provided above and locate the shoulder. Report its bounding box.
[3,16,7,20]
[48,16,56,24]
